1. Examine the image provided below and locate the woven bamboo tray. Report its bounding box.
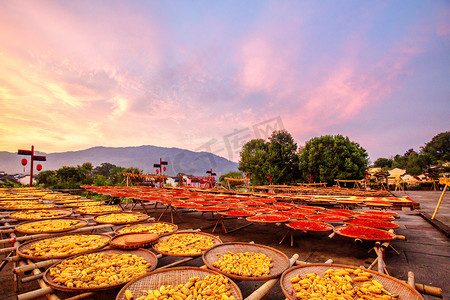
[356,214,396,221]
[334,225,397,241]
[345,219,400,229]
[93,212,149,225]
[74,205,122,215]
[280,263,423,300]
[63,201,103,208]
[116,267,242,300]
[1,204,57,210]
[114,221,178,235]
[110,233,159,249]
[246,215,290,223]
[8,209,72,220]
[43,248,158,292]
[153,231,222,257]
[15,218,88,234]
[202,242,289,281]
[17,233,111,261]
[285,220,333,232]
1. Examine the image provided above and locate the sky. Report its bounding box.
[0,0,449,163]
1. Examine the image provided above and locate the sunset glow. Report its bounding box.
[0,1,449,162]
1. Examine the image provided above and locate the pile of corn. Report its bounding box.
[0,202,55,210]
[124,274,234,300]
[76,205,122,214]
[10,209,68,220]
[291,268,397,299]
[96,213,145,223]
[49,252,151,288]
[1,200,42,205]
[154,233,215,255]
[42,194,81,200]
[212,252,273,277]
[23,234,109,257]
[118,223,176,235]
[65,201,103,207]
[17,219,81,233]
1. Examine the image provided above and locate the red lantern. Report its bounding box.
[156,170,159,174]
[36,164,42,171]
[163,167,166,172]
[21,159,27,166]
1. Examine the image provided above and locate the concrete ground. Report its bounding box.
[1,190,449,300]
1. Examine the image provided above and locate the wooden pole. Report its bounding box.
[14,259,62,274]
[414,283,443,298]
[431,184,447,219]
[64,293,95,300]
[17,287,54,300]
[376,246,385,274]
[407,271,415,289]
[29,145,34,186]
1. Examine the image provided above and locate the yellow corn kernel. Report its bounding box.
[125,290,133,300]
[354,276,369,282]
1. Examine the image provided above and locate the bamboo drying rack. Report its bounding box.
[0,188,444,300]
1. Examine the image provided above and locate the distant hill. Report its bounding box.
[0,146,239,177]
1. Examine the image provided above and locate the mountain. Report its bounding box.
[0,146,240,177]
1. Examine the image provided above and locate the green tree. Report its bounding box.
[37,170,58,187]
[298,134,369,184]
[77,162,93,185]
[392,150,427,175]
[239,130,299,185]
[266,130,299,184]
[54,166,83,189]
[93,163,116,178]
[421,131,450,164]
[373,158,393,169]
[93,174,110,186]
[238,139,268,185]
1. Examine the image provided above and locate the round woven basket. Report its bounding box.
[114,221,178,235]
[116,267,242,300]
[246,215,290,223]
[202,242,289,281]
[334,225,397,241]
[345,219,400,229]
[280,263,423,300]
[43,248,158,292]
[110,233,159,250]
[15,218,88,235]
[8,209,72,221]
[153,231,222,257]
[17,233,111,261]
[285,220,333,232]
[74,205,122,215]
[93,212,149,225]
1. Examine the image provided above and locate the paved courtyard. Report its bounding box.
[0,190,449,300]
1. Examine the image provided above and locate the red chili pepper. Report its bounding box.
[288,221,332,231]
[338,226,393,240]
[221,210,254,217]
[345,219,398,229]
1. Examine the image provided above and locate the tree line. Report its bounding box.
[238,130,449,186]
[37,162,141,189]
[373,131,450,175]
[35,130,448,188]
[238,130,369,186]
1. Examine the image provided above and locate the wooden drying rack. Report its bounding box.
[0,199,444,299]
